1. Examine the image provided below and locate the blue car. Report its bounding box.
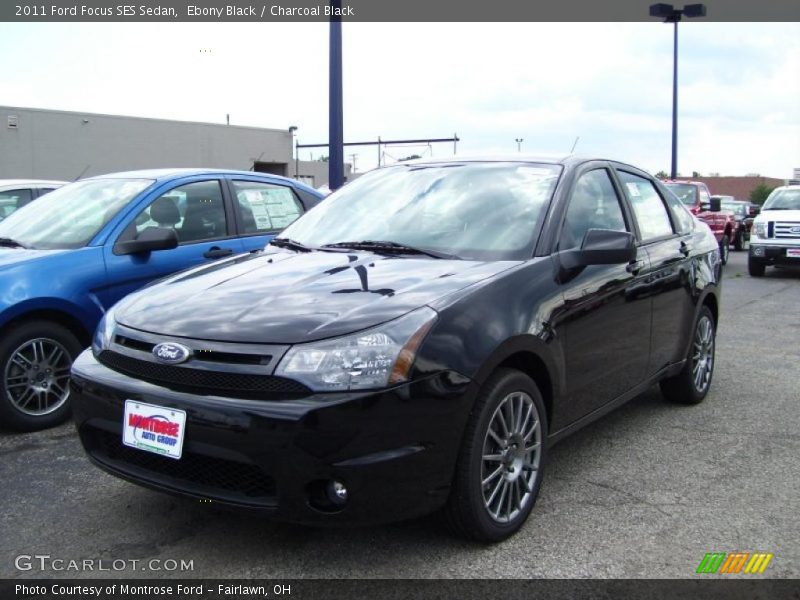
[0,168,322,431]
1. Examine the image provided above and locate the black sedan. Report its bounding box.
[71,156,722,542]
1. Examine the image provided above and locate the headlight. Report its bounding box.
[753,222,766,238]
[92,306,117,354]
[275,307,437,392]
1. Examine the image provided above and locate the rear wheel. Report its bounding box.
[719,235,730,265]
[0,321,82,431]
[444,368,547,542]
[748,256,766,277]
[660,306,715,405]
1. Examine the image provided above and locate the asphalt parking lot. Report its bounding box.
[1,250,798,579]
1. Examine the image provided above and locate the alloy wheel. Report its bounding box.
[481,391,542,523]
[691,316,715,394]
[4,338,72,416]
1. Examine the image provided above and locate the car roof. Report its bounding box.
[0,179,68,187]
[80,168,320,195]
[386,154,644,171]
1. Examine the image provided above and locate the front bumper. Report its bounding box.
[749,243,800,265]
[70,350,477,525]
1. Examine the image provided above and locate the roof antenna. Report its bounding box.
[74,165,91,181]
[570,136,580,154]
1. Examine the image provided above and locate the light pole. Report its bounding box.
[649,3,707,180]
[329,0,345,191]
[289,125,298,179]
[515,138,523,153]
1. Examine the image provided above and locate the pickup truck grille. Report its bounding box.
[773,221,800,239]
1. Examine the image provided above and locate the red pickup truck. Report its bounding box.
[663,180,736,264]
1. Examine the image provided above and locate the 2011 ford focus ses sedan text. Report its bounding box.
[72,156,722,542]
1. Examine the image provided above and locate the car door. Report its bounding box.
[226,178,307,253]
[616,169,696,374]
[554,165,652,425]
[101,177,243,307]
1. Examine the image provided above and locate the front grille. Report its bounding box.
[774,221,800,239]
[97,350,310,399]
[87,426,276,504]
[114,335,272,365]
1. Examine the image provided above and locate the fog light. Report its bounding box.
[327,480,348,505]
[752,246,764,257]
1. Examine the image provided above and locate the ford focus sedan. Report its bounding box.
[71,156,721,541]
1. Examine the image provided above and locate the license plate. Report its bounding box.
[787,248,800,258]
[123,400,186,460]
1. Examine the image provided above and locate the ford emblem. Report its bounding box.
[791,226,800,234]
[152,342,192,365]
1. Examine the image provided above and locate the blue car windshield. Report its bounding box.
[0,178,153,250]
[279,162,561,261]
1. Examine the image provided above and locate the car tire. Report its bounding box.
[0,321,82,431]
[660,306,716,405]
[443,368,547,542]
[734,230,745,251]
[719,235,729,265]
[748,256,766,277]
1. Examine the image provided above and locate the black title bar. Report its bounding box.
[3,0,800,22]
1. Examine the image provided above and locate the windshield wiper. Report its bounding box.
[269,237,314,252]
[322,240,459,260]
[0,237,28,249]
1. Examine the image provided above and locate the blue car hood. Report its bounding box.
[0,248,71,269]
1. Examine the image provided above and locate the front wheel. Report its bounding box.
[719,235,730,265]
[444,368,547,542]
[660,306,716,405]
[734,230,745,251]
[748,256,766,277]
[0,321,82,431]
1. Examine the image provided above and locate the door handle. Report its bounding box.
[680,241,692,256]
[626,259,646,275]
[203,247,234,259]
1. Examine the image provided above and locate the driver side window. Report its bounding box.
[559,169,628,251]
[121,180,227,244]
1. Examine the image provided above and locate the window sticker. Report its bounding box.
[626,182,641,197]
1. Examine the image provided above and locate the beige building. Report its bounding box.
[0,105,349,188]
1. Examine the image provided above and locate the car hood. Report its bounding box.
[757,209,800,222]
[116,250,520,344]
[0,247,70,269]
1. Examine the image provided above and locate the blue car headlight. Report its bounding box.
[92,306,118,355]
[275,307,437,392]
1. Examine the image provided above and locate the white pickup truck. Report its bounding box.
[748,184,800,277]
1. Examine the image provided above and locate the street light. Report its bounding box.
[649,3,707,180]
[288,125,298,179]
[515,138,524,153]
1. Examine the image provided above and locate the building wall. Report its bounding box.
[0,106,292,181]
[693,175,786,201]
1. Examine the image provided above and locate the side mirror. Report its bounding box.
[558,229,636,270]
[115,226,178,255]
[708,197,721,212]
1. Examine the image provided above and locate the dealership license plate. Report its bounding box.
[123,400,186,460]
[787,249,800,258]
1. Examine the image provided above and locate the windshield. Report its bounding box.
[278,162,561,261]
[0,178,153,249]
[763,188,800,211]
[721,201,747,216]
[664,183,697,206]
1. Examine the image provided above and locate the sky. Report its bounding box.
[2,22,798,178]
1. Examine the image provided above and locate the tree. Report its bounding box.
[318,155,330,162]
[654,170,669,180]
[749,183,775,205]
